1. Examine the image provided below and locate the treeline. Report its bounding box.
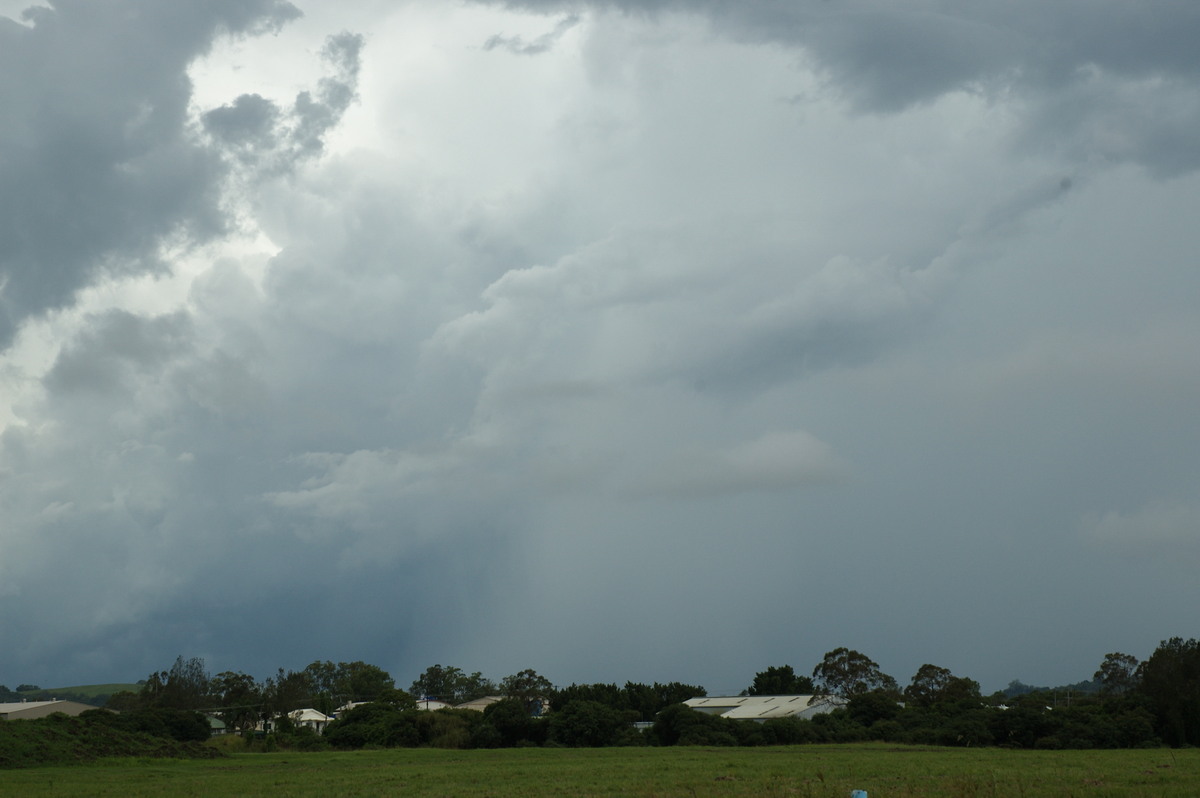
[341,640,1194,751]
[106,656,400,737]
[43,636,1200,751]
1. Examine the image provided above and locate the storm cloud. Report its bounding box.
[1,0,1198,694]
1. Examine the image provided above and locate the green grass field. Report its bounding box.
[0,744,1196,797]
[15,683,138,701]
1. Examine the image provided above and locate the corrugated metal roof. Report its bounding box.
[416,699,453,711]
[455,695,504,712]
[683,695,842,720]
[0,701,62,711]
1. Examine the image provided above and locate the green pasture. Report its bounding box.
[0,744,1196,797]
[19,683,138,699]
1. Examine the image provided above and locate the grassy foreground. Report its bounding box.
[0,744,1196,797]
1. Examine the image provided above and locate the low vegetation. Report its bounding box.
[0,711,220,769]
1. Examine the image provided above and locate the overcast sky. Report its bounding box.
[2,0,1198,695]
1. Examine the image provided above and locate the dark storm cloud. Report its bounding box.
[0,0,300,347]
[3,0,1198,694]
[479,0,1200,172]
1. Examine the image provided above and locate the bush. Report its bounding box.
[483,699,547,747]
[0,713,221,768]
[83,707,211,743]
[549,701,630,747]
[651,704,742,747]
[760,717,820,745]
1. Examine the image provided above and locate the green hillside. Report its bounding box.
[15,684,140,707]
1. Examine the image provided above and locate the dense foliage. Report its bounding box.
[10,637,1200,755]
[0,711,220,769]
[310,644,1182,752]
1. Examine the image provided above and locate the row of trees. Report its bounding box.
[97,636,1200,750]
[322,690,694,750]
[109,656,397,735]
[110,657,577,738]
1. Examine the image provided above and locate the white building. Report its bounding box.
[288,708,332,734]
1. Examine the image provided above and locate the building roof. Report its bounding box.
[455,695,504,712]
[0,700,100,720]
[288,708,332,723]
[415,699,453,711]
[684,695,843,720]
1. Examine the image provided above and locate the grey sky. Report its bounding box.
[1,0,1197,695]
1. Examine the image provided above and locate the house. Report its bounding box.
[684,695,844,722]
[288,708,331,734]
[0,700,100,720]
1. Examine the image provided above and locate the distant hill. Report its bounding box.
[16,683,140,707]
[998,678,1101,699]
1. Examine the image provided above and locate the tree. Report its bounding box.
[105,690,142,712]
[211,670,262,734]
[552,682,626,712]
[904,664,953,708]
[620,681,706,722]
[140,656,212,710]
[410,664,496,704]
[337,661,394,703]
[324,700,416,749]
[1135,637,1200,747]
[303,660,340,712]
[650,703,739,747]
[458,671,497,703]
[903,664,979,710]
[262,667,314,716]
[745,665,815,696]
[1094,652,1139,696]
[549,700,630,747]
[653,682,706,708]
[412,664,462,701]
[812,648,897,701]
[501,669,555,716]
[483,697,548,746]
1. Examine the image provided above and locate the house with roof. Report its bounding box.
[288,708,332,734]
